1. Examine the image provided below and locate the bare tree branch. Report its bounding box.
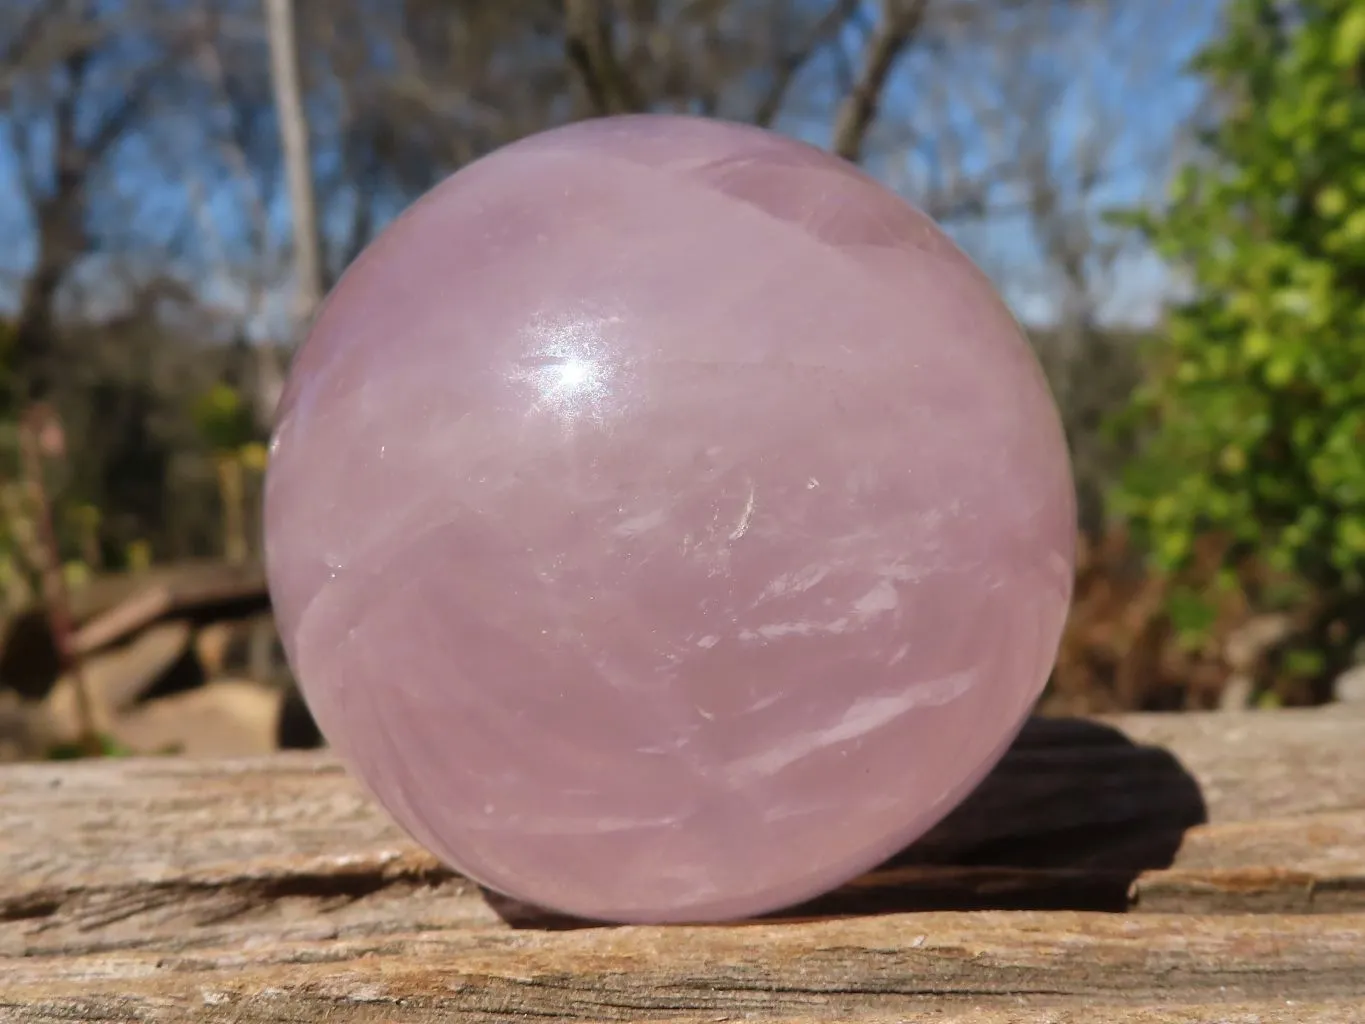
[0,3,54,103]
[565,0,643,115]
[831,0,931,163]
[752,0,861,128]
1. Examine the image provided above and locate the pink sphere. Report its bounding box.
[264,114,1076,924]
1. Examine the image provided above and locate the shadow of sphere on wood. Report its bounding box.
[486,716,1209,928]
[275,682,324,750]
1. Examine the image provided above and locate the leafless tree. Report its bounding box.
[0,1,192,399]
[566,0,643,115]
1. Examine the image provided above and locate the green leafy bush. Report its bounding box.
[1115,0,1365,646]
[193,383,258,453]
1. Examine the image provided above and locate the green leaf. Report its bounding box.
[1339,516,1365,554]
[1317,187,1348,218]
[1218,445,1248,474]
[1157,529,1192,570]
[1340,208,1365,243]
[1241,329,1273,360]
[1264,355,1296,387]
[1333,6,1365,68]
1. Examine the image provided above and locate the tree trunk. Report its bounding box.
[263,0,323,344]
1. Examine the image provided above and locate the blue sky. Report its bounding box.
[864,0,1224,327]
[0,0,1225,333]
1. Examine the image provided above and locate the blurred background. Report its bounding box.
[0,0,1361,762]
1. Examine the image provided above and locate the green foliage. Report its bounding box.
[45,735,183,760]
[126,539,153,571]
[193,383,257,453]
[1167,584,1219,650]
[1115,0,1365,602]
[46,734,134,760]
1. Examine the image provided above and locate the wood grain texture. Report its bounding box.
[2,707,1363,1022]
[3,912,1363,1022]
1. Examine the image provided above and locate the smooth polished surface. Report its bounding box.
[264,114,1076,924]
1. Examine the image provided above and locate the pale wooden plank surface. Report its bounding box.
[2,707,1363,1022]
[1109,708,1365,820]
[3,912,1363,1022]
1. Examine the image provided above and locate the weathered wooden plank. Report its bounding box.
[1106,707,1365,821]
[1,710,1357,873]
[4,808,1362,959]
[2,708,1363,1022]
[3,912,1363,1022]
[17,1008,1359,1024]
[1130,812,1365,913]
[2,710,1363,931]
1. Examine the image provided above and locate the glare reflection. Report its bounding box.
[511,311,620,424]
[554,359,593,390]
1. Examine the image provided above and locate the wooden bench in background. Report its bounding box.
[2,707,1363,1022]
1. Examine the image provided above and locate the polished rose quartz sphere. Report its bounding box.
[264,114,1076,924]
